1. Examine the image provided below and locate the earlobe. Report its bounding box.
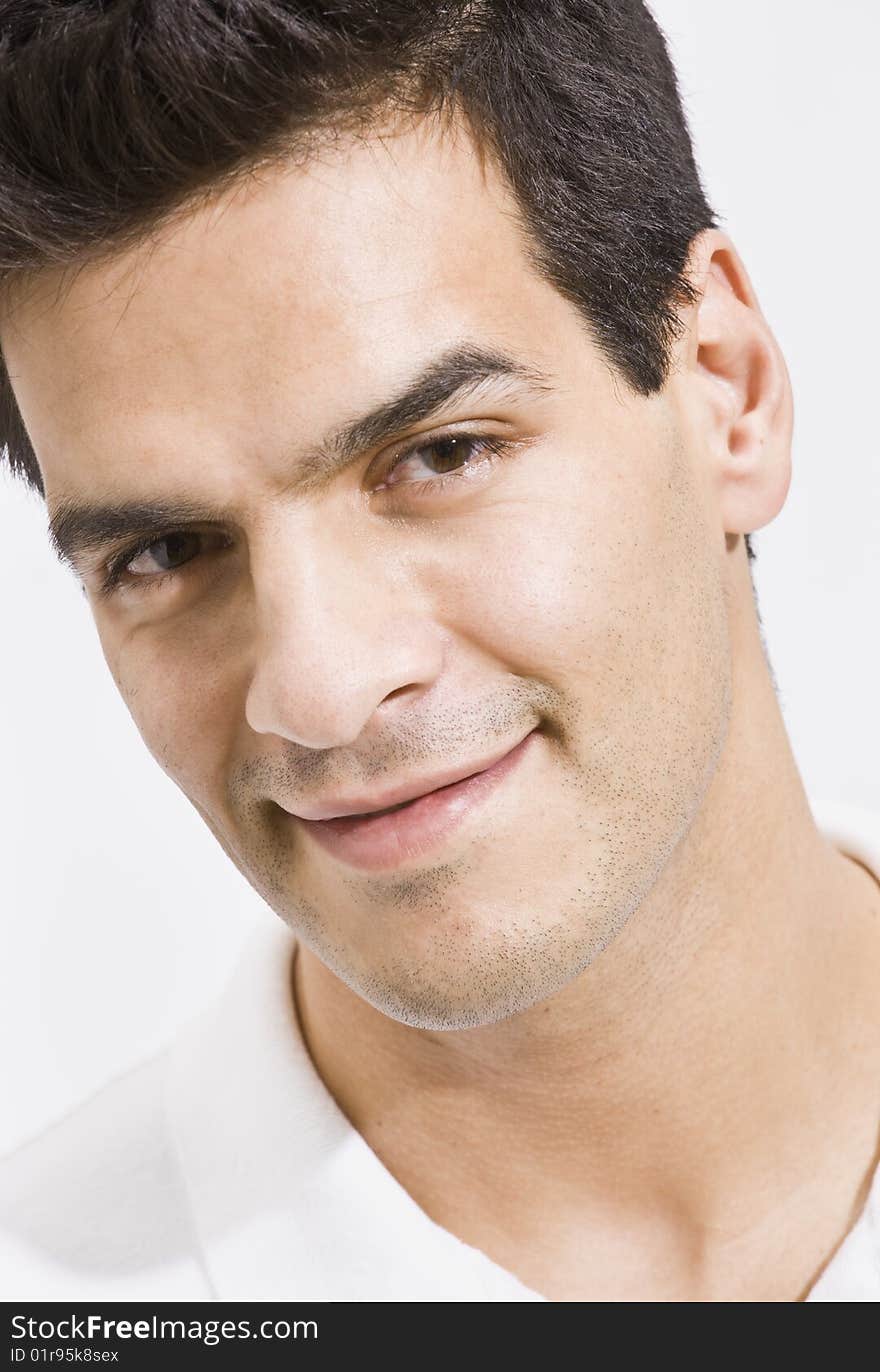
[684,230,794,539]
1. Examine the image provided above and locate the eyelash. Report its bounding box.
[97,430,514,598]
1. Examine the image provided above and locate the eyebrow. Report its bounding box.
[47,341,555,574]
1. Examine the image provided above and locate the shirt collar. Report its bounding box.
[163,911,544,1300]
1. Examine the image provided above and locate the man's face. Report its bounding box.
[1,112,733,1028]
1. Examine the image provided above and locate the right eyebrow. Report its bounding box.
[47,340,555,574]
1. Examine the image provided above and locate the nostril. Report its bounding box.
[380,682,421,706]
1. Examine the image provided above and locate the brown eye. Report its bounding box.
[419,435,478,474]
[377,433,510,491]
[127,531,203,577]
[99,527,235,598]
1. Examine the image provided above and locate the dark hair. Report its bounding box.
[0,0,755,564]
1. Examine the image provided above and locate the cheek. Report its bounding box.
[432,435,730,765]
[104,620,244,804]
[424,448,666,683]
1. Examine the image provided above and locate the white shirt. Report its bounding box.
[2,795,879,1302]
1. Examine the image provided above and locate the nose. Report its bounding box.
[244,508,445,748]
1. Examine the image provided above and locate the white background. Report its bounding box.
[1,0,877,1153]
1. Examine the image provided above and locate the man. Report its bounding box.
[0,0,877,1303]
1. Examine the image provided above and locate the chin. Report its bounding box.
[343,922,613,1031]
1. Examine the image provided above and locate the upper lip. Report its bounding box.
[287,730,534,821]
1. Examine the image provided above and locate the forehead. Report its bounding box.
[0,111,579,503]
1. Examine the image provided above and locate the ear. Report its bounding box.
[673,229,794,547]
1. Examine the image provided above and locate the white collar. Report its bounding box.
[163,911,543,1300]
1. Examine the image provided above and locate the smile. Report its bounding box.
[292,728,539,872]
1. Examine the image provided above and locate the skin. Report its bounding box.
[2,108,879,1301]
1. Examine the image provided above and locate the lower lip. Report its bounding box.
[295,729,539,872]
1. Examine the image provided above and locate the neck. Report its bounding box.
[292,614,880,1246]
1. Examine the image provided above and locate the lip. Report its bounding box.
[290,734,534,821]
[292,727,539,872]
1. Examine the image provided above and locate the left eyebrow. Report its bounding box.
[47,341,555,573]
